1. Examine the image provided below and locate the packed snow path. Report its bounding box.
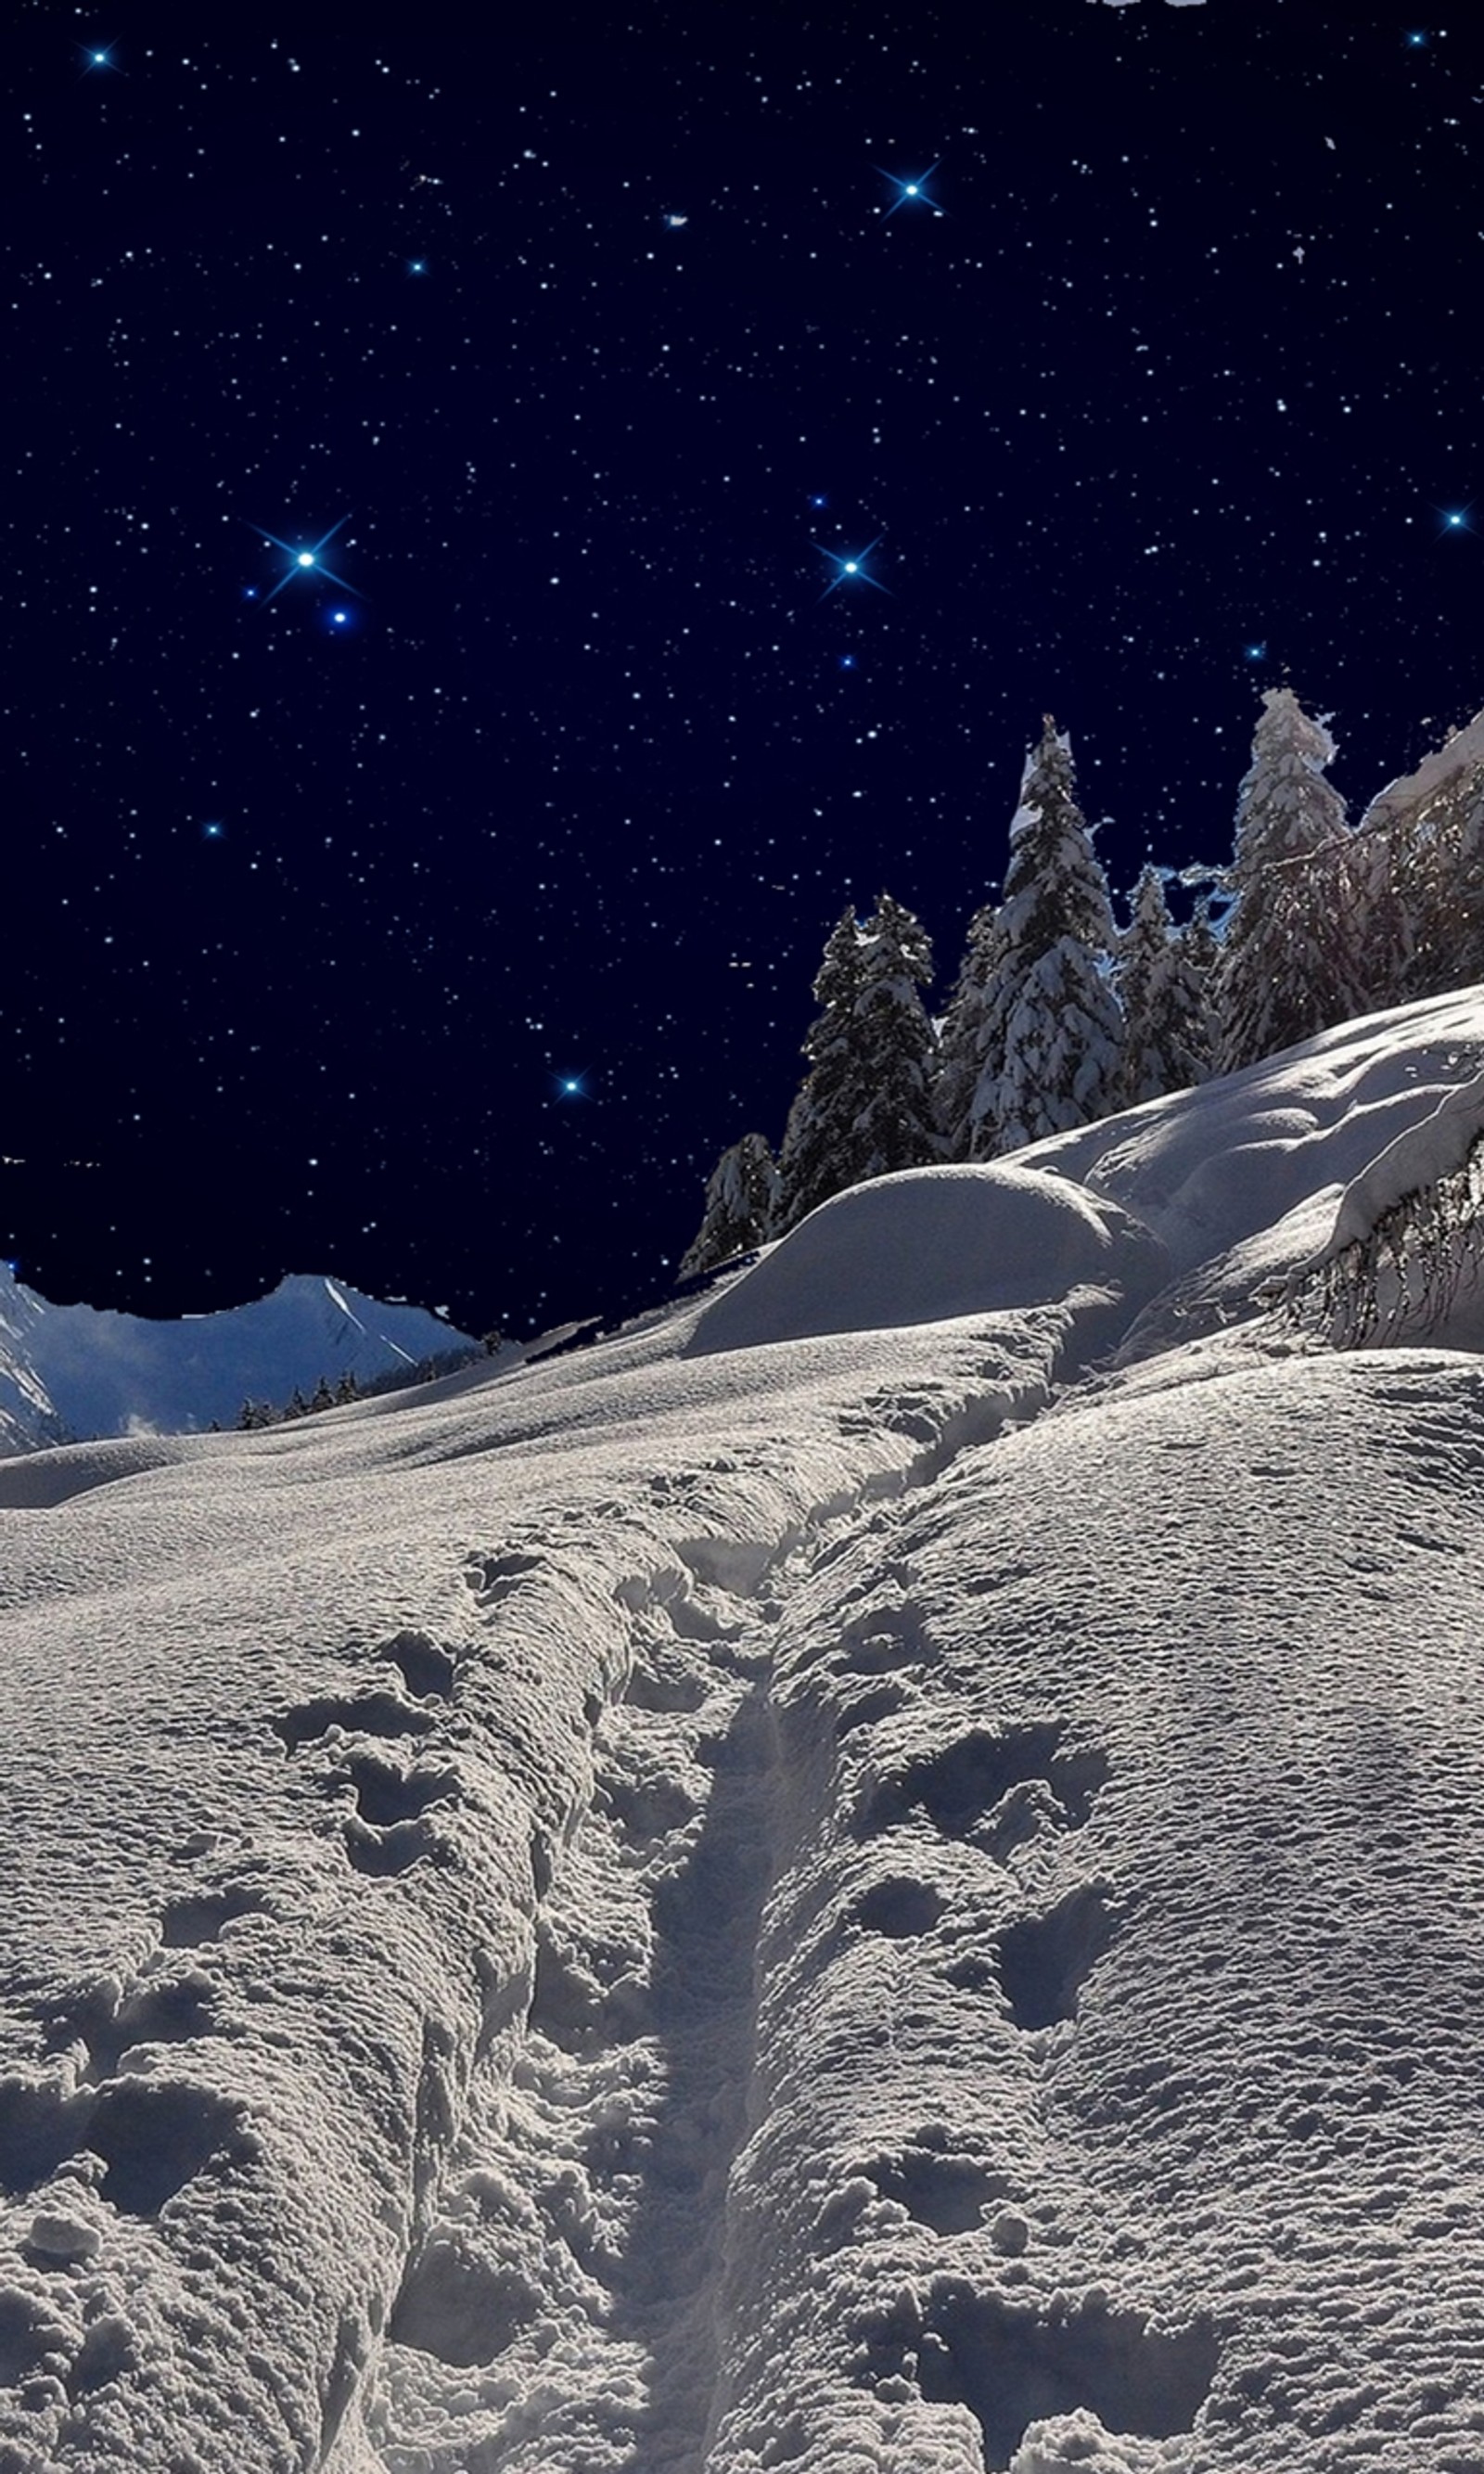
[7,1000,1484,2471]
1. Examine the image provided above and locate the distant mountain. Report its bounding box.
[0,1269,480,1455]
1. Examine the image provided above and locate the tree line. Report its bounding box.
[683,689,1484,1275]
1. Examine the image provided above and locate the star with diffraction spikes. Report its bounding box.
[813,533,890,601]
[244,516,365,607]
[76,39,122,75]
[876,161,942,217]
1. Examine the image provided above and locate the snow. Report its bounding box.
[689,1164,1170,1353]
[5,991,1484,2470]
[0,1271,478,1455]
[1355,704,1484,841]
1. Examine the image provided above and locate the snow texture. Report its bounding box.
[5,992,1484,2472]
[0,1271,476,1456]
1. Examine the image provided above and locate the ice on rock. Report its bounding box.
[2,992,1484,2468]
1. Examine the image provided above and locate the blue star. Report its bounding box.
[1434,501,1475,538]
[201,820,225,840]
[813,532,890,600]
[838,653,858,670]
[245,515,365,607]
[406,258,429,276]
[809,493,829,509]
[876,161,942,218]
[552,1069,592,1101]
[1244,641,1267,662]
[1404,29,1430,48]
[77,39,122,75]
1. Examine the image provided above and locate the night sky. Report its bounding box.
[6,5,1481,1339]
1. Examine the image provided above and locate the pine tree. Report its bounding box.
[773,908,866,1235]
[1215,687,1368,1074]
[848,892,940,1181]
[772,894,939,1235]
[974,717,1123,1153]
[1117,865,1213,1105]
[1352,707,1484,1004]
[680,1131,780,1278]
[933,901,1008,1160]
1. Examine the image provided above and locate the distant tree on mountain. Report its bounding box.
[681,1132,780,1277]
[1116,865,1213,1105]
[772,894,939,1235]
[1216,687,1369,1074]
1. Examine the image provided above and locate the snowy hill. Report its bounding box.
[0,1270,478,1455]
[4,993,1484,2472]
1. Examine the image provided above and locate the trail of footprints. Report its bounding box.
[0,1622,467,2304]
[372,1537,782,2470]
[823,1600,1216,2468]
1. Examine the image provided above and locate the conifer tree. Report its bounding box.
[680,1131,780,1278]
[1117,865,1213,1105]
[773,908,865,1235]
[848,892,940,1182]
[973,717,1123,1153]
[1216,687,1368,1074]
[1352,708,1484,1005]
[933,902,1008,1160]
[772,894,939,1235]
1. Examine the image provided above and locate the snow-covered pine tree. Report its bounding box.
[772,895,939,1236]
[1215,686,1369,1075]
[772,907,866,1236]
[1116,865,1213,1105]
[848,891,940,1181]
[1351,707,1484,1004]
[979,717,1124,1153]
[679,1131,780,1278]
[933,901,1007,1160]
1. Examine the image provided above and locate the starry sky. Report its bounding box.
[6,4,1481,1339]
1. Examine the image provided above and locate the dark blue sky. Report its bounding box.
[5,4,1480,1334]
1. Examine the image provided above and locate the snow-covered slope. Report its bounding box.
[0,1270,477,1455]
[4,993,1484,2474]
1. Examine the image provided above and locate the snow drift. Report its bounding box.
[4,992,1484,2473]
[688,1162,1170,1352]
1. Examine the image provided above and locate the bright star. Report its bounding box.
[77,38,121,74]
[552,1069,592,1101]
[1433,501,1476,538]
[246,515,365,607]
[406,258,428,276]
[201,820,225,840]
[1244,642,1267,662]
[876,160,943,218]
[813,532,890,600]
[1405,29,1430,48]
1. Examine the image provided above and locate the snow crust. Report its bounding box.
[5,991,1484,2472]
[0,1270,475,1455]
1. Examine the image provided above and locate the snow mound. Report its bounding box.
[1022,987,1484,1276]
[688,1164,1171,1352]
